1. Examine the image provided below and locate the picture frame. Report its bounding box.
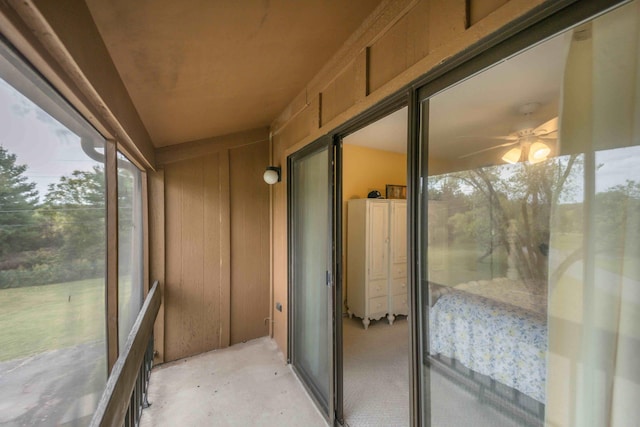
[386,184,406,199]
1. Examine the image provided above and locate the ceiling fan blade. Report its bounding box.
[538,136,557,141]
[458,140,519,159]
[487,136,520,141]
[534,117,558,135]
[457,135,518,141]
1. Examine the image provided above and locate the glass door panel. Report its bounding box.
[417,2,639,426]
[289,137,334,422]
[117,152,144,351]
[0,40,107,426]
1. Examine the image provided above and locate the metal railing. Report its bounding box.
[123,337,154,427]
[90,281,161,427]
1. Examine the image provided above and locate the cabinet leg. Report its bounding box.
[362,318,370,330]
[348,310,353,319]
[387,313,395,325]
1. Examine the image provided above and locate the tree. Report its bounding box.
[433,155,580,282]
[0,146,40,257]
[593,179,640,256]
[42,166,105,262]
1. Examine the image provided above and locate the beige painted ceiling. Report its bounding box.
[85,0,383,147]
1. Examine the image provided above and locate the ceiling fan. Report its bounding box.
[459,103,558,164]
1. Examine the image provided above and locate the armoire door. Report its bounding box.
[391,201,407,264]
[367,201,390,281]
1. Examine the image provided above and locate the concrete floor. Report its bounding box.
[139,337,328,427]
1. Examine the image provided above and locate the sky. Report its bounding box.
[427,146,640,204]
[0,78,100,201]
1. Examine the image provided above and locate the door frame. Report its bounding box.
[410,1,628,426]
[331,94,411,426]
[286,0,628,425]
[287,135,337,424]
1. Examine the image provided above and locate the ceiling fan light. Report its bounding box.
[502,147,522,164]
[528,141,551,163]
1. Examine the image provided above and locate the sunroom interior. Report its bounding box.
[0,1,639,427]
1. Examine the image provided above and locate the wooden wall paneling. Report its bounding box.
[469,0,510,26]
[277,96,320,153]
[354,48,369,99]
[164,161,184,362]
[105,140,119,371]
[165,154,229,360]
[428,0,467,51]
[368,0,434,93]
[160,150,234,362]
[319,73,334,126]
[219,150,231,348]
[320,60,358,126]
[270,0,417,133]
[203,153,223,350]
[155,127,269,166]
[229,141,270,344]
[274,89,310,133]
[369,12,409,93]
[149,169,166,363]
[179,156,206,357]
[406,0,431,64]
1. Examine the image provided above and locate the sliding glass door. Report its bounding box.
[416,1,639,426]
[288,136,336,424]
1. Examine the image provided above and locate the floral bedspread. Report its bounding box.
[429,283,547,403]
[455,277,547,315]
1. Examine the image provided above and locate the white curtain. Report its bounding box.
[546,2,640,426]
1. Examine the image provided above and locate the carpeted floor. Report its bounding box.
[343,315,410,427]
[342,315,528,427]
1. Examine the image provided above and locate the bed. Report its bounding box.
[428,278,548,419]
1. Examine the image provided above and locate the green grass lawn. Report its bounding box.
[551,233,640,281]
[428,243,509,286]
[596,256,640,281]
[0,278,106,362]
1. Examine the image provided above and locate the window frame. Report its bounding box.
[0,35,150,373]
[410,1,631,426]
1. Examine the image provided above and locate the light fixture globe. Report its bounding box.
[528,141,551,163]
[263,166,281,184]
[501,147,522,164]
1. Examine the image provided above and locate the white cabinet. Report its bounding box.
[346,199,407,329]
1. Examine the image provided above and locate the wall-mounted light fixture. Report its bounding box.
[263,166,281,184]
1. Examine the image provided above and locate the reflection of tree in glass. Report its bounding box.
[429,155,580,282]
[593,180,640,257]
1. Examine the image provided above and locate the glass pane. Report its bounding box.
[292,145,330,410]
[0,46,107,425]
[117,152,143,351]
[419,2,639,426]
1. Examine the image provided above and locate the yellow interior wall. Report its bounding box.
[343,144,407,201]
[342,144,406,308]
